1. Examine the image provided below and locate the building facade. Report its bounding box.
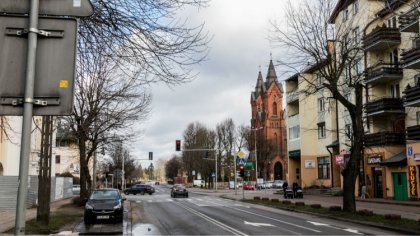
[285,0,420,200]
[250,59,287,181]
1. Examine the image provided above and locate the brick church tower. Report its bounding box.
[250,59,287,181]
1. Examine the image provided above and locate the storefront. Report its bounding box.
[364,154,384,198]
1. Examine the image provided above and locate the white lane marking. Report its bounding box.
[148,200,153,203]
[344,229,363,235]
[174,201,248,236]
[307,221,343,230]
[210,201,321,233]
[136,200,141,203]
[244,221,275,227]
[166,199,173,202]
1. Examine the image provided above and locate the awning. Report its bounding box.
[326,140,339,148]
[289,150,301,159]
[380,152,407,167]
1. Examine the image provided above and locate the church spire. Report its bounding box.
[255,69,264,93]
[266,59,277,84]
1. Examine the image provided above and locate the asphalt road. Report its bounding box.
[127,185,399,235]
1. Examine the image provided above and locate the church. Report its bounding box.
[250,59,287,181]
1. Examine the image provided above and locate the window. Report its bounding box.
[353,27,359,45]
[318,98,325,112]
[390,49,398,66]
[343,34,349,49]
[344,64,350,80]
[318,157,330,179]
[345,124,353,140]
[353,0,359,15]
[316,74,324,88]
[390,84,400,98]
[318,122,326,139]
[55,155,61,164]
[342,8,348,22]
[272,102,278,116]
[388,16,397,28]
[289,125,300,140]
[417,111,420,125]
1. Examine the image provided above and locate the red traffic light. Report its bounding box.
[239,164,244,170]
[175,140,181,151]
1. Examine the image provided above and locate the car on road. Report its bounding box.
[171,185,188,198]
[84,188,125,224]
[243,183,255,190]
[124,184,155,195]
[272,179,286,189]
[72,184,80,195]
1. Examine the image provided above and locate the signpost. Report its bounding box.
[0,0,94,234]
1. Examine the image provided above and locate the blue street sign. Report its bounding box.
[408,146,413,156]
[211,173,215,177]
[238,158,246,165]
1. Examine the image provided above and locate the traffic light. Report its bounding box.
[175,140,181,151]
[239,164,244,177]
[149,152,153,160]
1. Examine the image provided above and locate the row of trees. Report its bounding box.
[165,119,250,185]
[55,0,211,200]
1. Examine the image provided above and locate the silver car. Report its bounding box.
[272,180,285,189]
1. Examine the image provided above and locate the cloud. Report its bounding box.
[131,0,287,164]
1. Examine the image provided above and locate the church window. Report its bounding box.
[272,102,278,116]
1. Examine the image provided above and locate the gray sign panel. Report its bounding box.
[0,0,93,17]
[0,15,77,116]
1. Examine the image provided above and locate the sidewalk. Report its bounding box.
[0,197,74,233]
[190,188,420,221]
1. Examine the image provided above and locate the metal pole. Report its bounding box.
[122,153,125,191]
[92,150,97,190]
[15,0,39,234]
[234,153,237,195]
[215,151,217,192]
[255,129,258,183]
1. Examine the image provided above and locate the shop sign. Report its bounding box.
[367,156,382,164]
[409,166,418,197]
[305,160,315,169]
[335,154,344,165]
[415,154,420,161]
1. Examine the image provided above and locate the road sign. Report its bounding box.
[408,146,413,156]
[245,161,254,169]
[238,158,246,165]
[0,15,77,115]
[0,0,94,17]
[237,151,245,158]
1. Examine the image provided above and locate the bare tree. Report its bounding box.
[182,122,215,184]
[78,0,210,85]
[62,52,151,199]
[216,118,236,181]
[270,0,364,212]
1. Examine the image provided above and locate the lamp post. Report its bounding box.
[252,127,263,182]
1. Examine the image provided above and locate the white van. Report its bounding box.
[193,180,205,187]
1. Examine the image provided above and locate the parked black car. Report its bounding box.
[124,184,155,195]
[84,188,125,224]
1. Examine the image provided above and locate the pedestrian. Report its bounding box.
[361,184,366,199]
[282,181,288,198]
[292,182,298,198]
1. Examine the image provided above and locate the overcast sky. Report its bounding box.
[130,0,288,164]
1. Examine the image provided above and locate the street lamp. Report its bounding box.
[252,127,263,182]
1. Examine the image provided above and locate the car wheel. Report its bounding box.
[149,193,153,195]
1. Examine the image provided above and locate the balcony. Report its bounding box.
[403,84,420,107]
[287,90,299,104]
[365,97,404,116]
[401,46,420,69]
[363,26,401,51]
[407,125,420,140]
[364,63,402,84]
[364,132,405,147]
[399,8,420,33]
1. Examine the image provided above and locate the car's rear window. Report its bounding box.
[90,190,119,200]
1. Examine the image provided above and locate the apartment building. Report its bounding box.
[286,0,420,200]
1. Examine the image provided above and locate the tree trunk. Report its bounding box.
[36,116,53,225]
[342,85,364,212]
[79,137,92,200]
